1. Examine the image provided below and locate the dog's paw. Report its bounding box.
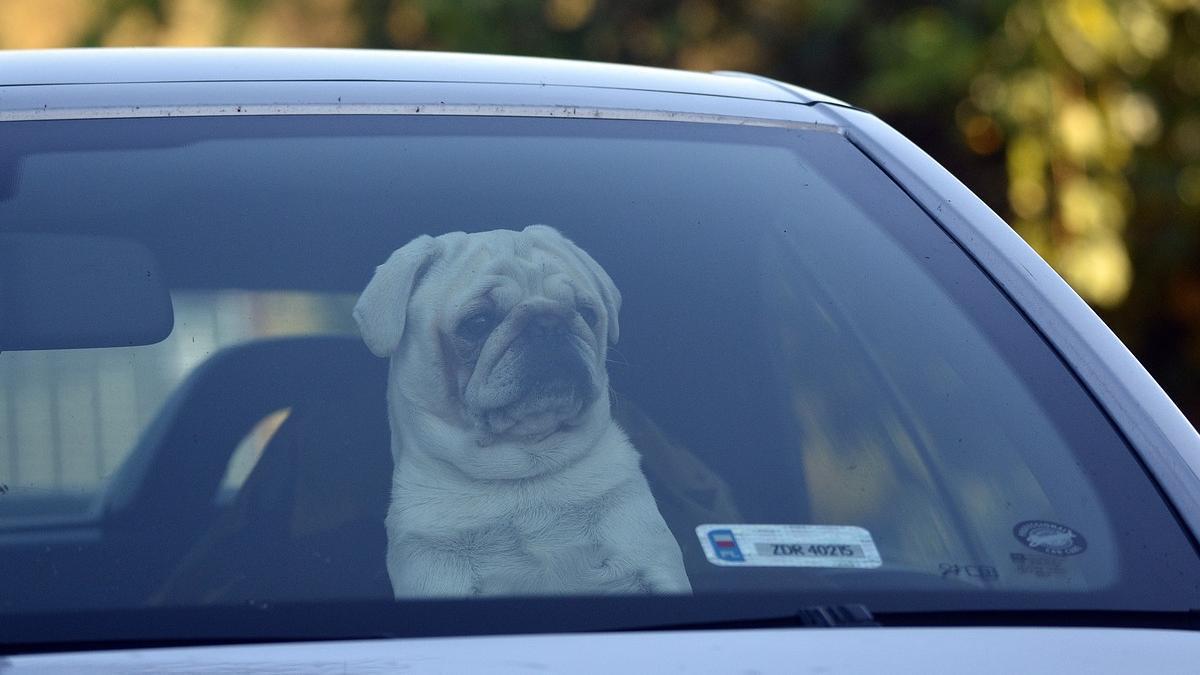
[634,564,693,595]
[581,557,654,594]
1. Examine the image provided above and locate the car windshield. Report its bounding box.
[1,114,1198,642]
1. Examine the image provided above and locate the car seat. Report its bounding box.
[113,335,395,605]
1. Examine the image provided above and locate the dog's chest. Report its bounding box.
[464,509,644,594]
[397,496,648,595]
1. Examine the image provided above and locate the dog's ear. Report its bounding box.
[524,224,621,346]
[354,235,441,357]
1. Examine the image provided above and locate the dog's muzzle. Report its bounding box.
[480,312,597,439]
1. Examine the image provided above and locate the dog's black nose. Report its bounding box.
[525,313,569,339]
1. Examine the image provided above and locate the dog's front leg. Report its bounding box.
[594,485,693,594]
[387,538,479,598]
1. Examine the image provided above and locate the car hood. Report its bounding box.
[4,626,1198,673]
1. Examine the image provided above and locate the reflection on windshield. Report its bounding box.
[763,231,1096,590]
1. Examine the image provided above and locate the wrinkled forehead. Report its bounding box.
[430,231,591,309]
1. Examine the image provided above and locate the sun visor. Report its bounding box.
[0,233,173,351]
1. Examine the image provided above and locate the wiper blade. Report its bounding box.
[796,604,878,627]
[874,608,1200,631]
[634,604,879,631]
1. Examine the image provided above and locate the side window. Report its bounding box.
[0,291,356,521]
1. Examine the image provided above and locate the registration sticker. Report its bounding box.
[696,524,882,568]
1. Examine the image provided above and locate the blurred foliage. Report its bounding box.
[1,0,1198,423]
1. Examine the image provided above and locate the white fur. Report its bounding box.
[355,225,691,597]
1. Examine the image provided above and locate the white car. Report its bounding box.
[1,48,1199,673]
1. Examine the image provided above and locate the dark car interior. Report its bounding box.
[6,114,1200,621]
[1,117,812,610]
[1,334,387,609]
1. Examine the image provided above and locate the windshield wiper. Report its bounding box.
[633,604,879,631]
[876,608,1200,631]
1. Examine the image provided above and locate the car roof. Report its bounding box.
[0,48,845,106]
[0,48,850,126]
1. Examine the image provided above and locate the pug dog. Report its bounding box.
[354,225,692,597]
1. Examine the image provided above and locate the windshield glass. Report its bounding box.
[1,115,1197,640]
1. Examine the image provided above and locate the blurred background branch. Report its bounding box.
[2,0,1198,424]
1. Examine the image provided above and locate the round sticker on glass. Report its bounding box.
[1013,520,1087,556]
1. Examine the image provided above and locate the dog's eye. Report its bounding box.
[578,305,599,327]
[455,312,497,341]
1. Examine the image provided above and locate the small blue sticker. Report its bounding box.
[707,528,745,562]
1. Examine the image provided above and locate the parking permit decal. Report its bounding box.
[696,524,882,568]
[1013,520,1087,556]
[1009,552,1069,578]
[938,562,1000,581]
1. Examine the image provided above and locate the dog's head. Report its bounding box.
[355,225,621,479]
